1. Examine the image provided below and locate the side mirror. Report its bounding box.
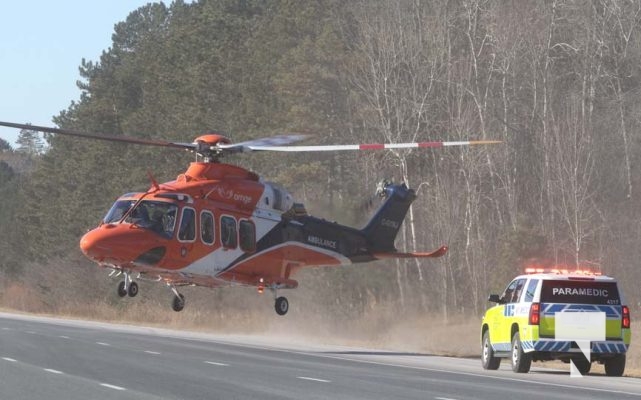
[488,294,501,303]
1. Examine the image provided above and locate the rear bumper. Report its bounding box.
[522,339,628,353]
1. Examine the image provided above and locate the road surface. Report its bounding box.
[0,312,639,399]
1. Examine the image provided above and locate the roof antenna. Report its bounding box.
[147,170,160,191]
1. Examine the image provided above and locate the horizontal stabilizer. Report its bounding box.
[373,245,448,259]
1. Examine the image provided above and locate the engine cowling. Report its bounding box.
[261,182,294,212]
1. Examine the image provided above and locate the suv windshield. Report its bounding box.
[540,280,620,305]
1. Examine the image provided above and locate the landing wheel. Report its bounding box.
[172,294,185,312]
[275,296,289,316]
[127,281,139,297]
[117,281,127,298]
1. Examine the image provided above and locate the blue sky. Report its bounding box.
[0,1,156,147]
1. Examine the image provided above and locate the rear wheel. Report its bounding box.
[274,296,289,316]
[604,354,626,377]
[571,357,591,375]
[481,331,501,370]
[511,332,531,373]
[172,294,185,312]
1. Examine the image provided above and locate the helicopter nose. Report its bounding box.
[80,224,160,264]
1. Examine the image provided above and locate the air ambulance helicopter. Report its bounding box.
[0,121,499,315]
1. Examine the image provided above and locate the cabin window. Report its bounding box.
[178,207,196,242]
[201,211,215,245]
[220,216,237,249]
[239,220,256,253]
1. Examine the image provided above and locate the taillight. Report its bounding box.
[622,305,630,329]
[529,303,540,325]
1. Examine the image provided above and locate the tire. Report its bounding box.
[117,281,127,298]
[172,294,185,312]
[604,354,626,377]
[571,357,591,375]
[275,296,289,316]
[481,331,501,370]
[127,281,139,297]
[511,332,531,373]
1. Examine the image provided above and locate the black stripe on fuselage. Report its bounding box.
[221,215,376,274]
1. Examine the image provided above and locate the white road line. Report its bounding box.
[435,397,459,400]
[2,357,17,362]
[25,331,36,334]
[144,351,161,355]
[297,376,331,383]
[1,327,11,330]
[96,342,110,346]
[306,352,641,397]
[44,369,63,374]
[100,383,126,391]
[59,336,70,339]
[204,361,229,366]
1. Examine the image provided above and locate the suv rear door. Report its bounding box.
[539,278,622,339]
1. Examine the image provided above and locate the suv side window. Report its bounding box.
[524,279,539,302]
[502,278,526,303]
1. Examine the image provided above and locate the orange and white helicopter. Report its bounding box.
[0,121,499,315]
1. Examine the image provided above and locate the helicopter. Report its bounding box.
[0,121,499,315]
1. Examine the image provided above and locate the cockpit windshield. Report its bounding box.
[103,200,136,224]
[103,199,178,239]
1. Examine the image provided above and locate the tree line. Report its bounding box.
[2,0,641,320]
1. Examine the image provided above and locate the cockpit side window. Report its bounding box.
[124,200,177,238]
[178,207,196,242]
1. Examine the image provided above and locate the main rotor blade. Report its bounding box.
[0,121,195,150]
[245,140,502,152]
[218,134,311,152]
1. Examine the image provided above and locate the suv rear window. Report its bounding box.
[540,280,620,305]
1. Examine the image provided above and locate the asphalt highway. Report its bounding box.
[0,312,640,400]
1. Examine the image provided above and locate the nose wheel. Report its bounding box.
[116,273,139,297]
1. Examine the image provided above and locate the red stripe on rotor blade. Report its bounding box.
[360,144,385,150]
[417,142,444,148]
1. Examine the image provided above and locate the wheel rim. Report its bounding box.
[512,342,519,364]
[483,340,489,363]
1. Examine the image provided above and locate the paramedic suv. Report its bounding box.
[480,268,631,376]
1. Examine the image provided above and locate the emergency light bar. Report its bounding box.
[524,267,602,276]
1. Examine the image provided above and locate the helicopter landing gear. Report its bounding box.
[116,272,139,298]
[168,284,185,312]
[117,281,127,297]
[274,296,289,316]
[172,294,185,312]
[127,281,139,297]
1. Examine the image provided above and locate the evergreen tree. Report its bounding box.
[15,128,45,155]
